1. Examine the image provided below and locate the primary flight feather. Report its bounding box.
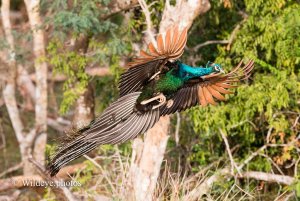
[47,26,254,176]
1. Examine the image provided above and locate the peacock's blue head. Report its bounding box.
[206,61,225,74]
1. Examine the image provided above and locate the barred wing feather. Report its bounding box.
[119,26,188,96]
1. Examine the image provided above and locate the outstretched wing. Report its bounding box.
[160,60,254,115]
[119,26,188,96]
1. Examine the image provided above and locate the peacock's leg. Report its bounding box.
[166,99,173,108]
[140,93,166,109]
[149,71,161,81]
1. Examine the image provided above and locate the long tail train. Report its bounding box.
[47,92,160,176]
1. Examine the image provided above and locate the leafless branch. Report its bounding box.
[292,114,300,128]
[191,16,245,52]
[219,129,241,175]
[183,167,295,200]
[0,118,5,150]
[238,135,300,172]
[83,154,117,194]
[0,163,23,178]
[1,0,25,144]
[238,145,267,171]
[138,0,156,45]
[229,119,258,131]
[175,112,181,146]
[192,40,230,52]
[294,156,300,177]
[237,171,294,185]
[258,153,284,175]
[266,126,273,144]
[101,0,139,20]
[47,118,68,133]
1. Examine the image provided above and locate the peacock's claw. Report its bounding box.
[141,93,166,109]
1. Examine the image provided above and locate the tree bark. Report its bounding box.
[24,0,48,174]
[127,1,211,200]
[73,83,95,128]
[67,34,96,128]
[1,0,34,176]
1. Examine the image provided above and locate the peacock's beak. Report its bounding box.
[220,69,225,74]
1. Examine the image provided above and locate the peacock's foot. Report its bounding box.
[141,93,166,109]
[149,71,161,81]
[166,99,173,108]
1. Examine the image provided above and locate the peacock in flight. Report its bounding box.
[47,26,254,176]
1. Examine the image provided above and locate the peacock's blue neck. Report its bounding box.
[177,62,214,81]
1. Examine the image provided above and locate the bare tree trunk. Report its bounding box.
[73,83,95,128]
[1,0,33,175]
[127,1,211,200]
[24,0,48,170]
[66,34,96,128]
[127,116,170,201]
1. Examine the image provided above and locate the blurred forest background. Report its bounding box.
[0,0,299,200]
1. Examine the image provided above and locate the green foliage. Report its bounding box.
[45,0,114,37]
[47,40,90,114]
[296,181,300,198]
[45,0,132,114]
[183,0,300,176]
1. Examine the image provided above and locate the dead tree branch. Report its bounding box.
[192,40,230,51]
[237,171,295,185]
[0,163,23,178]
[101,0,139,20]
[191,22,241,52]
[175,112,181,146]
[219,129,241,175]
[138,0,156,45]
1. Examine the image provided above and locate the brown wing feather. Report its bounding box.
[127,26,188,67]
[202,87,217,105]
[159,60,254,115]
[119,26,189,96]
[198,87,208,106]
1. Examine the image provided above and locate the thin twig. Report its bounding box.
[0,163,23,178]
[83,154,117,194]
[292,114,300,128]
[258,153,284,175]
[175,112,181,146]
[294,156,300,177]
[191,16,246,52]
[229,119,258,131]
[192,40,229,52]
[0,119,6,150]
[238,145,267,171]
[266,126,273,144]
[219,129,241,176]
